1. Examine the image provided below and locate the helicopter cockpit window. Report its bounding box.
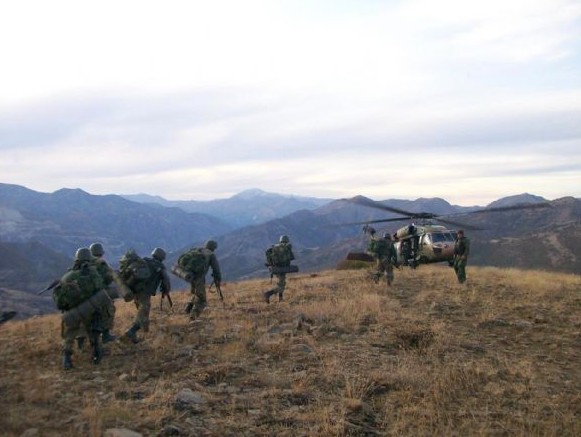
[430,233,448,243]
[443,233,456,241]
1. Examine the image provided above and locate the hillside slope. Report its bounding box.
[1,266,580,436]
[0,183,231,261]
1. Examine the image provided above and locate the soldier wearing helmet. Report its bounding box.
[453,230,470,284]
[59,247,105,370]
[89,243,117,343]
[263,235,295,303]
[179,239,221,321]
[367,232,398,287]
[123,247,171,343]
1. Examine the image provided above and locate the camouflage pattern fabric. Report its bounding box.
[133,291,152,332]
[92,257,116,330]
[273,273,287,297]
[188,275,207,318]
[375,258,395,285]
[128,257,170,331]
[62,317,94,353]
[59,262,104,353]
[186,249,221,319]
[454,236,470,284]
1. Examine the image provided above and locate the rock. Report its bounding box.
[514,320,533,328]
[267,323,295,334]
[19,429,39,437]
[248,409,262,416]
[290,343,316,355]
[174,389,204,409]
[534,314,548,324]
[294,313,306,329]
[118,373,129,381]
[158,425,182,436]
[104,429,143,437]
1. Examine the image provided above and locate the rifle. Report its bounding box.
[160,291,173,311]
[37,278,60,295]
[90,312,103,365]
[209,280,224,302]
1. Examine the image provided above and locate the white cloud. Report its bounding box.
[0,0,580,203]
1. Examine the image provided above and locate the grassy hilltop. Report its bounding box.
[1,266,581,436]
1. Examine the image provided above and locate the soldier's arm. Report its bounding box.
[464,239,470,258]
[210,254,222,283]
[289,249,295,261]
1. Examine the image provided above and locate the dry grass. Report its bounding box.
[1,265,581,436]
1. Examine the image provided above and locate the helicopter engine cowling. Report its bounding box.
[395,225,416,240]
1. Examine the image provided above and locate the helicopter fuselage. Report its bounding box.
[393,224,458,266]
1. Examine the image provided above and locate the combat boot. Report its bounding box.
[91,343,104,365]
[102,330,117,343]
[263,290,274,304]
[122,324,140,344]
[184,302,194,314]
[62,350,73,371]
[278,293,283,302]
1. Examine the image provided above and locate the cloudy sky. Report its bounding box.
[1,0,580,205]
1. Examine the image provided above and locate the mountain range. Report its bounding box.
[3,182,580,319]
[122,188,331,228]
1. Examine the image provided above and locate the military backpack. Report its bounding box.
[119,250,151,289]
[265,243,293,267]
[53,266,102,311]
[177,248,209,275]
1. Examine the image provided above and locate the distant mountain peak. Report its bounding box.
[487,193,546,208]
[233,188,270,199]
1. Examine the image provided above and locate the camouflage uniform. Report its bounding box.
[123,248,171,343]
[368,234,398,286]
[186,243,221,320]
[92,257,116,338]
[264,236,295,303]
[453,232,470,284]
[58,249,105,369]
[133,256,171,331]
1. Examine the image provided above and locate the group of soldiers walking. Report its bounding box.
[51,235,296,370]
[44,227,469,370]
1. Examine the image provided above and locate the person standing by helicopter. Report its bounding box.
[453,230,470,284]
[368,232,398,287]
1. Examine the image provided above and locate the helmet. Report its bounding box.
[75,248,93,262]
[89,243,104,257]
[151,247,166,261]
[279,235,290,243]
[204,240,218,251]
[383,233,391,239]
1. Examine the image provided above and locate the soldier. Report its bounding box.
[56,248,105,370]
[89,243,117,343]
[453,229,470,284]
[123,248,171,343]
[264,235,295,303]
[182,240,222,321]
[368,232,398,286]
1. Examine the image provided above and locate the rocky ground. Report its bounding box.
[1,265,581,436]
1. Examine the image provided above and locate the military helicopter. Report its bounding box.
[340,197,550,268]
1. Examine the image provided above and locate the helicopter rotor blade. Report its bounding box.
[332,217,413,227]
[341,197,418,217]
[440,202,551,218]
[432,217,485,231]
